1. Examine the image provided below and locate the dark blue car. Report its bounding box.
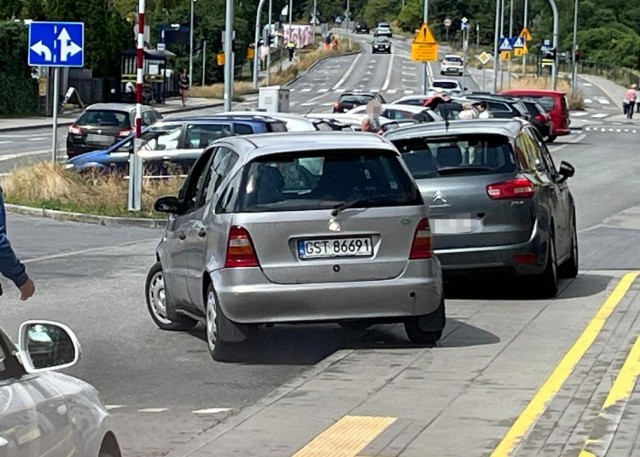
[65,115,288,175]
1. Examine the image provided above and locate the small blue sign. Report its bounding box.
[499,37,513,51]
[28,21,84,67]
[512,36,525,49]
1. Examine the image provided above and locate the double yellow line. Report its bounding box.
[492,272,640,457]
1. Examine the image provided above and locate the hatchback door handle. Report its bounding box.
[198,228,207,238]
[178,231,186,240]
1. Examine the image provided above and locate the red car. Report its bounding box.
[500,89,571,141]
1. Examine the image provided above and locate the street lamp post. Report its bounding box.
[253,0,267,88]
[421,0,429,95]
[223,0,234,111]
[507,0,513,89]
[549,0,559,90]
[571,0,579,96]
[492,0,500,92]
[499,0,505,90]
[189,0,195,89]
[522,0,528,76]
[266,0,273,85]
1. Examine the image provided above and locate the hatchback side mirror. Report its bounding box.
[558,160,575,182]
[155,196,181,213]
[18,321,81,373]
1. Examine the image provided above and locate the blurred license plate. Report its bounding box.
[297,237,373,259]
[87,134,113,145]
[431,219,476,234]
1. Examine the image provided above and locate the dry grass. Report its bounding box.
[190,81,256,99]
[2,162,183,218]
[506,76,585,110]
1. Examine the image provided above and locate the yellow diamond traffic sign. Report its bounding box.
[500,51,511,61]
[477,51,491,65]
[514,45,528,57]
[519,27,532,42]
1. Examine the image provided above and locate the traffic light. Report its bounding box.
[574,49,582,63]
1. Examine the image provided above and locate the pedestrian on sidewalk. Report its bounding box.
[624,83,637,119]
[286,41,296,62]
[0,188,35,301]
[178,68,190,107]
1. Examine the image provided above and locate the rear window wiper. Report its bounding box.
[437,166,494,175]
[331,196,402,216]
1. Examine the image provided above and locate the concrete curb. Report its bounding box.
[6,204,167,228]
[0,102,224,133]
[285,49,363,88]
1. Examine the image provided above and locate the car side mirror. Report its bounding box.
[18,321,81,373]
[155,196,181,213]
[558,160,575,182]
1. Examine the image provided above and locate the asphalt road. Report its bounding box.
[0,35,639,457]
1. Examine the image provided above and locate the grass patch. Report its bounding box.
[2,163,183,218]
[506,76,585,110]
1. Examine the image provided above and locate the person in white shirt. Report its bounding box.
[473,101,491,118]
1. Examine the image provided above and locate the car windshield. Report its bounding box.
[77,109,129,128]
[340,95,375,105]
[445,57,463,64]
[375,38,390,43]
[391,134,517,179]
[432,81,459,89]
[235,150,421,212]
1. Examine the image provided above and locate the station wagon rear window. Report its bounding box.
[392,134,517,179]
[525,96,555,112]
[77,110,129,128]
[236,150,422,212]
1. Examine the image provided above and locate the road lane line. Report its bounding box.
[491,272,640,457]
[331,54,362,91]
[292,415,396,457]
[381,53,395,91]
[138,408,169,413]
[0,149,51,162]
[23,238,159,264]
[579,334,640,457]
[192,407,234,415]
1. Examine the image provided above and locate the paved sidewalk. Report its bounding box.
[0,97,223,133]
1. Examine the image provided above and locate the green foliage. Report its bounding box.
[0,21,39,116]
[362,0,400,27]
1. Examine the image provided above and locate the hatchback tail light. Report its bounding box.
[117,128,133,138]
[68,124,83,135]
[487,177,535,200]
[535,113,547,122]
[409,218,432,259]
[225,226,259,268]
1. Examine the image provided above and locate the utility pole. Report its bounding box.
[311,0,317,43]
[266,0,272,85]
[549,0,559,90]
[492,0,500,92]
[129,0,145,212]
[462,19,469,94]
[499,0,505,90]
[522,0,528,76]
[507,0,513,89]
[202,40,207,85]
[223,0,234,111]
[253,0,267,88]
[189,0,195,88]
[346,0,351,50]
[571,0,579,96]
[421,0,429,95]
[476,23,480,50]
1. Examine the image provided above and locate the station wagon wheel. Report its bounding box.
[559,214,579,279]
[533,233,558,298]
[404,299,446,345]
[145,262,197,331]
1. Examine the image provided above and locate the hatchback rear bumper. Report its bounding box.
[212,259,443,324]
[435,223,549,277]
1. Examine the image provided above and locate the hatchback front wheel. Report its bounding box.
[145,262,197,331]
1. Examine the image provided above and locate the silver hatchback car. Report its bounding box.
[145,132,445,361]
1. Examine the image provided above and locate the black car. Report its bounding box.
[354,22,369,34]
[66,103,162,158]
[520,99,553,140]
[333,91,387,113]
[464,93,530,120]
[372,37,391,54]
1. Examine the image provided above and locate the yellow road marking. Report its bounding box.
[579,334,640,456]
[292,415,396,457]
[492,272,640,457]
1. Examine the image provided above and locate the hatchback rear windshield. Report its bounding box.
[444,57,463,64]
[432,81,459,89]
[392,134,517,179]
[236,150,422,212]
[526,96,555,112]
[340,95,375,105]
[78,110,130,128]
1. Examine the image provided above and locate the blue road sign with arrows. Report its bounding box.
[499,37,513,51]
[28,21,84,67]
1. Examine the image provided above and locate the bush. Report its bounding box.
[2,163,183,218]
[0,21,39,116]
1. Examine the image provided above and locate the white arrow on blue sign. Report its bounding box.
[28,21,85,67]
[512,36,525,49]
[499,37,513,51]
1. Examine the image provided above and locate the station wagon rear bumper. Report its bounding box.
[211,259,443,324]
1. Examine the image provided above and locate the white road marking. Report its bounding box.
[334,88,345,93]
[597,98,611,105]
[381,52,395,91]
[105,405,126,410]
[0,141,11,145]
[138,408,169,413]
[23,238,159,264]
[591,113,608,118]
[0,134,33,138]
[584,98,593,103]
[582,83,593,86]
[300,88,312,93]
[370,89,380,92]
[570,112,588,117]
[192,408,234,415]
[404,89,414,95]
[321,102,334,106]
[318,88,329,93]
[386,89,397,94]
[0,149,51,162]
[331,53,362,90]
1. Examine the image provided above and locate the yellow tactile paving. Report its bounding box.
[292,415,397,457]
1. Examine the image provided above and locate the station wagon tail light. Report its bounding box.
[487,177,535,200]
[68,124,83,135]
[409,218,432,259]
[225,226,259,268]
[117,128,133,138]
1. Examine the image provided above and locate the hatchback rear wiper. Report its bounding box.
[437,166,493,175]
[331,196,398,216]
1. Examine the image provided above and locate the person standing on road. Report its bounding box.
[178,68,190,107]
[0,188,35,301]
[625,84,637,119]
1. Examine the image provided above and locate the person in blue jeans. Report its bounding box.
[0,188,35,301]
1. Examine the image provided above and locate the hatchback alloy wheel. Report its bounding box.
[148,270,170,325]
[206,288,218,353]
[145,262,197,331]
